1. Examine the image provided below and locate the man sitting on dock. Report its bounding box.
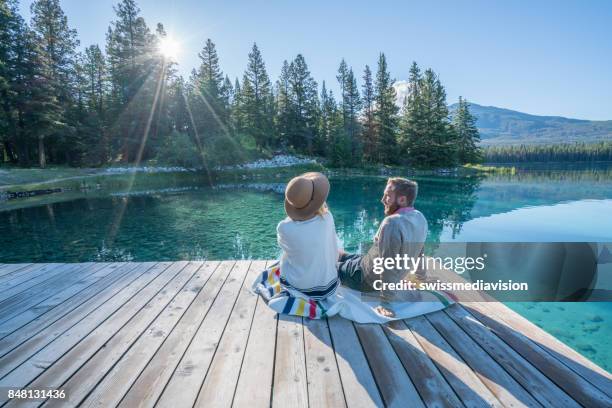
[337,177,428,316]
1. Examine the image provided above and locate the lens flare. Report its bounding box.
[159,37,180,60]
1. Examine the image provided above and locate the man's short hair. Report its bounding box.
[387,177,418,206]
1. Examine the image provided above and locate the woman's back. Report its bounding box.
[277,211,339,295]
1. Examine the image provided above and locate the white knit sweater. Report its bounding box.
[276,211,340,293]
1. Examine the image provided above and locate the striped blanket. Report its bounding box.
[252,262,455,323]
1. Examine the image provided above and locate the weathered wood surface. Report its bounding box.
[0,261,609,407]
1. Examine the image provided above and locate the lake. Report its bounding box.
[1,163,611,370]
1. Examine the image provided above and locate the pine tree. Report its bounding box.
[241,43,273,148]
[14,25,57,166]
[274,60,292,148]
[319,82,345,164]
[265,88,277,148]
[336,59,361,162]
[0,0,22,163]
[337,60,349,131]
[452,96,482,163]
[189,38,230,163]
[1,1,57,166]
[74,44,108,164]
[233,77,241,102]
[222,75,233,106]
[83,45,106,114]
[167,76,189,133]
[400,63,457,167]
[422,68,457,166]
[106,0,160,163]
[197,39,223,94]
[361,64,376,162]
[373,53,398,163]
[0,0,16,156]
[29,0,80,167]
[143,24,174,160]
[231,77,243,135]
[287,54,319,153]
[399,61,426,163]
[316,81,331,156]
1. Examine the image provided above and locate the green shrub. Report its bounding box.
[156,131,204,168]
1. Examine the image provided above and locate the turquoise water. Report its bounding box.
[1,164,611,370]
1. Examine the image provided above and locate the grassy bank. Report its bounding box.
[0,163,325,191]
[1,160,518,192]
[0,166,104,187]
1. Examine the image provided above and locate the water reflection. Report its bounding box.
[329,175,483,252]
[0,165,611,262]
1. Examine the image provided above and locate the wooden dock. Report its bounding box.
[0,261,610,407]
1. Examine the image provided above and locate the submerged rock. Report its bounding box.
[582,324,601,334]
[214,155,317,171]
[576,343,597,354]
[103,166,195,174]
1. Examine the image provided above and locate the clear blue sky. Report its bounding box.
[18,0,612,120]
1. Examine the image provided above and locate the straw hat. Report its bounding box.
[284,172,330,221]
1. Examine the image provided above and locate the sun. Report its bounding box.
[159,36,180,60]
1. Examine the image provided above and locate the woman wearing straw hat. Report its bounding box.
[276,172,340,300]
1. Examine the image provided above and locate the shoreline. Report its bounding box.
[2,159,611,202]
[0,159,510,191]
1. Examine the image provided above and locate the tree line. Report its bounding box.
[483,142,612,163]
[0,0,482,169]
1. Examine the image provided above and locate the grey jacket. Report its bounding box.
[363,209,428,286]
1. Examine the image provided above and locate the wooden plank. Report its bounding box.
[426,309,541,407]
[327,316,384,408]
[0,263,106,324]
[354,323,425,408]
[433,263,612,395]
[0,262,177,396]
[1,261,191,407]
[0,262,94,307]
[4,261,603,408]
[0,263,112,332]
[0,264,20,273]
[428,264,606,404]
[153,261,251,408]
[115,261,236,408]
[0,264,25,274]
[445,305,580,407]
[0,263,104,326]
[0,263,52,286]
[404,316,502,408]
[464,301,612,398]
[382,320,463,407]
[0,263,137,342]
[462,303,612,406]
[232,264,279,408]
[0,263,68,302]
[79,262,226,408]
[42,262,214,407]
[0,263,33,279]
[272,314,308,408]
[0,263,149,360]
[194,261,266,408]
[303,318,347,408]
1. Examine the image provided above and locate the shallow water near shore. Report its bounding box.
[1,163,611,370]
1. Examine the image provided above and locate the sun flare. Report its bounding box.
[159,37,180,60]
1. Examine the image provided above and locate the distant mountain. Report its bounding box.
[448,103,612,145]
